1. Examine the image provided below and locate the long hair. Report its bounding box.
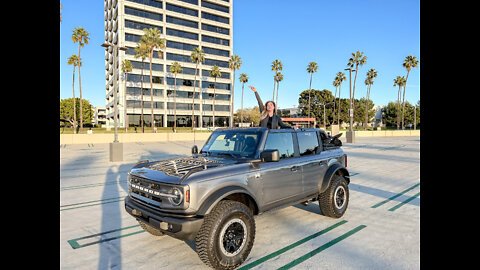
[260,101,277,121]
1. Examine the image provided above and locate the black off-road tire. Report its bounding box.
[138,220,165,236]
[195,200,255,270]
[319,175,349,218]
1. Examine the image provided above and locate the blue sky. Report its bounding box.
[60,0,420,110]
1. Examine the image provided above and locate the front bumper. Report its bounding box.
[124,195,204,241]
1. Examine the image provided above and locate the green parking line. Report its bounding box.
[60,196,125,211]
[238,220,348,270]
[371,182,420,208]
[388,191,420,212]
[278,225,367,270]
[67,224,144,249]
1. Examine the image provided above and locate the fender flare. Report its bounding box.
[196,186,259,216]
[319,164,350,193]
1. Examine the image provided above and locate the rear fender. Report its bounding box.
[319,164,350,193]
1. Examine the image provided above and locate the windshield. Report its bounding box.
[201,130,263,158]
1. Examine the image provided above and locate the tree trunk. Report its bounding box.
[72,66,77,134]
[174,74,177,133]
[150,50,154,132]
[308,72,313,122]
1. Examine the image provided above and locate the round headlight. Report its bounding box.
[168,188,183,206]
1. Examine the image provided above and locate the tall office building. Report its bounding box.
[104,0,233,129]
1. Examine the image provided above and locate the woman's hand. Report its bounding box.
[248,86,257,93]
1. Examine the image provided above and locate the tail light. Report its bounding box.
[345,155,347,167]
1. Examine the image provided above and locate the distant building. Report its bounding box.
[93,107,107,127]
[104,0,233,129]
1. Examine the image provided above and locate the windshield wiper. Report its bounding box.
[216,152,236,158]
[200,150,212,156]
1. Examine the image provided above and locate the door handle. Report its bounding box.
[290,166,299,172]
[319,160,327,165]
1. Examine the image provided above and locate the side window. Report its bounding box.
[297,132,319,156]
[263,133,294,159]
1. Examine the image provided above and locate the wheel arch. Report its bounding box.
[319,164,350,194]
[196,186,259,216]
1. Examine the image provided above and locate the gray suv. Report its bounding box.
[124,127,349,269]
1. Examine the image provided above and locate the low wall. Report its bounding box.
[60,132,212,145]
[60,130,419,145]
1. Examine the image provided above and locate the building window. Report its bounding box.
[201,23,229,35]
[201,69,230,79]
[125,20,162,32]
[204,58,229,68]
[166,40,197,52]
[125,6,163,21]
[201,11,229,24]
[166,3,198,17]
[126,0,162,9]
[201,1,229,13]
[166,15,198,29]
[166,28,198,40]
[202,46,229,57]
[166,90,199,99]
[202,81,231,90]
[166,77,200,87]
[131,61,163,72]
[202,35,229,46]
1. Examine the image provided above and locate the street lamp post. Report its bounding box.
[319,102,334,130]
[102,42,128,161]
[345,68,356,143]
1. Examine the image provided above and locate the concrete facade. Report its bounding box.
[104,0,233,129]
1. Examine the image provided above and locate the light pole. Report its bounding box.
[414,104,417,130]
[319,102,334,130]
[344,68,356,143]
[102,42,128,161]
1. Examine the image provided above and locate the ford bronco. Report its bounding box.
[124,127,349,269]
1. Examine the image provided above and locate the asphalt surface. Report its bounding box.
[60,136,420,270]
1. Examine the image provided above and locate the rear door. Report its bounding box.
[259,131,303,206]
[296,131,329,195]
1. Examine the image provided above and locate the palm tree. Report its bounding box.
[347,51,367,109]
[121,59,133,133]
[393,76,406,130]
[332,78,340,125]
[306,62,318,122]
[402,55,419,129]
[274,72,283,109]
[335,72,347,125]
[71,27,90,133]
[228,55,242,127]
[271,59,283,100]
[364,68,378,130]
[209,65,221,129]
[67,54,81,134]
[142,27,165,132]
[134,40,148,132]
[239,73,248,124]
[190,47,205,130]
[169,61,182,133]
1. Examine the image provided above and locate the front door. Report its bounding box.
[259,132,303,206]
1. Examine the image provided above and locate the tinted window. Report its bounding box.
[264,133,294,159]
[297,132,319,156]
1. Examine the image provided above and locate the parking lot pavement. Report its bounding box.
[60,136,420,270]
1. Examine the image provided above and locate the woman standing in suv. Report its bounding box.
[248,86,294,129]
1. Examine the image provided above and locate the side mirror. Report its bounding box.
[192,145,198,154]
[260,149,279,162]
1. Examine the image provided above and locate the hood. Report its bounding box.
[129,155,238,184]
